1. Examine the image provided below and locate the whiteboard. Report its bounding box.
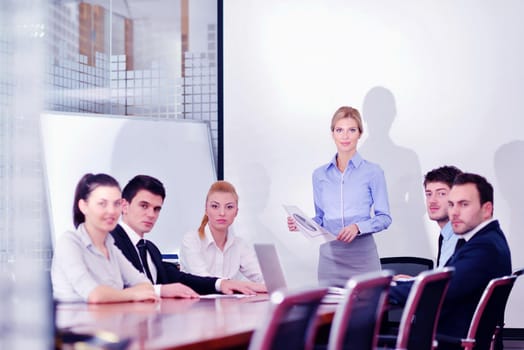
[40,112,216,253]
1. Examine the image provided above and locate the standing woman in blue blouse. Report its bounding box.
[288,106,392,286]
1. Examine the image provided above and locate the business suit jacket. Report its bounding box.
[110,224,218,295]
[389,220,512,339]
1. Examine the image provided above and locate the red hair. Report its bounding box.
[197,180,239,239]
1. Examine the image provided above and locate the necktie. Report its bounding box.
[137,239,153,283]
[454,238,466,254]
[436,233,444,267]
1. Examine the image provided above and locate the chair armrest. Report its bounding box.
[377,334,398,348]
[436,333,475,349]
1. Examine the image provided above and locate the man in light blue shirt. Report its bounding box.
[423,165,462,267]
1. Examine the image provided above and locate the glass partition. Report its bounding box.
[0,0,218,347]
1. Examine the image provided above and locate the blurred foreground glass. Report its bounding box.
[0,0,218,347]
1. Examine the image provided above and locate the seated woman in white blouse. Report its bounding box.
[179,181,264,286]
[51,173,158,303]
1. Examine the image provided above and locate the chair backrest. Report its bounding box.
[328,270,394,350]
[162,254,180,270]
[380,256,434,325]
[464,275,517,350]
[380,256,434,276]
[397,267,454,350]
[248,287,328,350]
[513,267,524,276]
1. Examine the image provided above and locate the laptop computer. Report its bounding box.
[254,243,345,303]
[254,243,289,293]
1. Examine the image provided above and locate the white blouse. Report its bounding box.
[51,224,150,302]
[179,225,263,283]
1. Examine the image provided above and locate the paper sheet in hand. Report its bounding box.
[283,205,335,244]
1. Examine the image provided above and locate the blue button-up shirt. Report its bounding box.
[438,221,459,267]
[312,152,392,236]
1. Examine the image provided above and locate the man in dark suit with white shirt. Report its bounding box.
[111,175,265,297]
[389,172,512,347]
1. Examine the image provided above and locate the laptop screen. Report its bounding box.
[254,244,288,294]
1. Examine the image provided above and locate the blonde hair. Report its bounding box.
[198,180,239,239]
[330,106,363,134]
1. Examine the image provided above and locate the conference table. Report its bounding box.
[55,294,337,349]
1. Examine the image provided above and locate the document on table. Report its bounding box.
[283,205,335,244]
[327,286,347,295]
[391,277,416,286]
[199,294,255,299]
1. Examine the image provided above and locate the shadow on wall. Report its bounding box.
[494,140,524,245]
[234,162,273,245]
[494,139,524,328]
[235,162,317,287]
[358,86,431,258]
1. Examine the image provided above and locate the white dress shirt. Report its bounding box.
[179,225,264,283]
[118,222,163,295]
[118,222,223,293]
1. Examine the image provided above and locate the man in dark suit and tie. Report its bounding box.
[111,175,266,297]
[389,172,512,345]
[423,165,462,267]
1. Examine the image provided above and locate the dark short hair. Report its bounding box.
[423,165,462,188]
[73,173,120,228]
[452,172,494,206]
[122,175,166,203]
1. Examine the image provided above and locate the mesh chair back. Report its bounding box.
[465,275,516,350]
[248,287,328,350]
[397,267,454,350]
[328,270,393,350]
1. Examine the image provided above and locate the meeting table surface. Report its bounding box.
[55,293,337,350]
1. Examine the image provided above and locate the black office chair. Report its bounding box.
[162,253,180,270]
[380,256,434,325]
[56,329,131,350]
[492,268,524,350]
[378,267,455,350]
[380,256,434,276]
[513,267,524,276]
[436,275,517,350]
[248,287,329,350]
[327,270,394,350]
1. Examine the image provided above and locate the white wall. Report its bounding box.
[223,0,524,328]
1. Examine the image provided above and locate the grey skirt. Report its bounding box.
[318,235,381,287]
